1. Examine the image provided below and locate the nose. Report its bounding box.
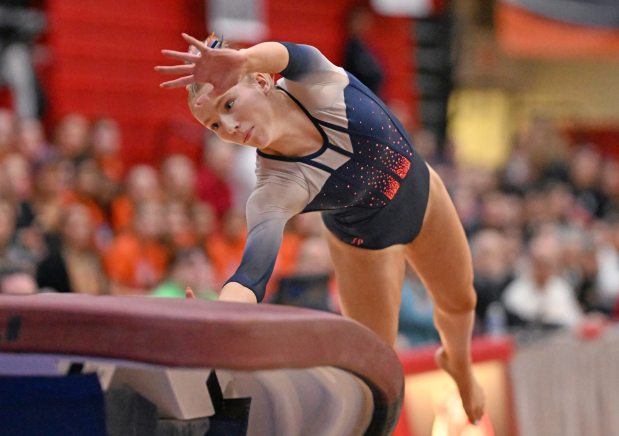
[220,116,239,134]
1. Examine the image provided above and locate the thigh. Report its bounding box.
[325,230,406,346]
[404,166,476,312]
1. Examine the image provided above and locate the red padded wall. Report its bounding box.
[45,0,206,167]
[44,0,416,168]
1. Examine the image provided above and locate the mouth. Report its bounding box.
[243,127,254,144]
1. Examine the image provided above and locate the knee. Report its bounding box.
[433,276,477,314]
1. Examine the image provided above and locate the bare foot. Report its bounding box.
[435,346,485,424]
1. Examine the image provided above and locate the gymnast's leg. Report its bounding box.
[324,231,406,346]
[404,165,484,423]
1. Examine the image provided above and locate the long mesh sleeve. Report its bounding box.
[225,170,309,301]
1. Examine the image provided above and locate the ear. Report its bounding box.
[253,73,273,93]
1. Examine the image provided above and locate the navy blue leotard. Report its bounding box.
[226,42,430,301]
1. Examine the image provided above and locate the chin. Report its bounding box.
[252,135,269,150]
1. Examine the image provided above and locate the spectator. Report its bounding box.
[152,247,217,300]
[1,152,35,227]
[15,116,53,167]
[0,1,46,119]
[397,267,440,348]
[342,4,384,95]
[104,199,169,295]
[64,158,107,228]
[0,198,36,272]
[270,212,323,286]
[560,226,605,314]
[519,115,570,184]
[90,117,124,183]
[271,235,335,312]
[568,145,607,220]
[0,109,16,161]
[196,135,233,218]
[52,113,90,163]
[471,229,513,332]
[451,185,480,236]
[160,154,197,208]
[200,135,254,211]
[478,190,524,231]
[1,153,47,265]
[31,158,68,235]
[87,117,124,214]
[0,265,37,295]
[163,200,197,251]
[595,217,619,312]
[110,164,160,233]
[502,231,583,329]
[191,200,217,248]
[205,208,246,285]
[36,203,107,295]
[599,158,619,218]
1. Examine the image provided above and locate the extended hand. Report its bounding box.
[155,33,246,97]
[435,346,485,424]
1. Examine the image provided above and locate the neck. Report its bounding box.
[262,89,323,157]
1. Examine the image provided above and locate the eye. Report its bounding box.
[224,99,235,110]
[210,122,219,131]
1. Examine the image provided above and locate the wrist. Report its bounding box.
[238,48,253,75]
[219,282,258,303]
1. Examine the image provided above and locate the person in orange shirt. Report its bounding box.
[204,208,246,285]
[161,154,197,208]
[90,117,125,183]
[164,200,198,250]
[37,203,108,295]
[110,164,161,233]
[104,199,169,295]
[63,158,107,228]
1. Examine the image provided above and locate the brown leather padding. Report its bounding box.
[0,294,403,433]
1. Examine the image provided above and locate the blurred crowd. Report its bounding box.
[1,106,618,349]
[425,116,619,345]
[0,109,336,306]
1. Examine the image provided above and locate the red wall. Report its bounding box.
[44,0,417,169]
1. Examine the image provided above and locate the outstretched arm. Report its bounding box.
[218,170,309,303]
[156,34,289,95]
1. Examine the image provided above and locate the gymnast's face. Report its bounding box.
[189,75,274,149]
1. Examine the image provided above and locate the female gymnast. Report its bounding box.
[156,33,484,423]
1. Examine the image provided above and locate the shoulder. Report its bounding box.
[278,43,344,80]
[277,43,349,110]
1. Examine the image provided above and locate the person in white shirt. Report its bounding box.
[503,231,583,328]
